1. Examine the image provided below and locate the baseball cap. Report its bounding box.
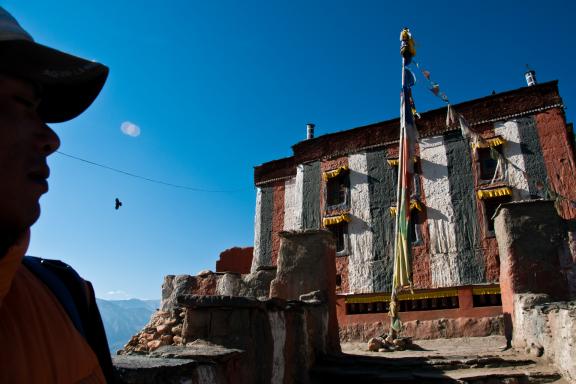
[0,7,108,123]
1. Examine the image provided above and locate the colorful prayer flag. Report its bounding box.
[389,30,417,333]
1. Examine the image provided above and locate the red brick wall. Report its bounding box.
[335,256,350,294]
[471,123,501,282]
[535,108,576,219]
[271,181,286,265]
[215,247,254,274]
[411,149,432,289]
[336,287,502,340]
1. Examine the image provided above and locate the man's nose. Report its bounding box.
[39,123,61,155]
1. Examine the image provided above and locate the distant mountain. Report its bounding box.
[96,298,160,353]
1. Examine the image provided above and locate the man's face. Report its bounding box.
[0,75,60,234]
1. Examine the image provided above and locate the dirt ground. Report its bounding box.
[341,335,515,359]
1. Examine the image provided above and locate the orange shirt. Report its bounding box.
[0,232,106,383]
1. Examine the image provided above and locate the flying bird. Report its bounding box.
[115,198,122,210]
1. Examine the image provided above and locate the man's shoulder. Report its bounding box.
[23,255,89,335]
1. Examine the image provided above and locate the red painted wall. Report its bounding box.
[535,108,576,220]
[271,181,285,265]
[215,247,254,274]
[336,286,502,340]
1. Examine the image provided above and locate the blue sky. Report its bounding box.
[6,0,575,299]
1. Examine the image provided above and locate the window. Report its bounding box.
[390,200,423,244]
[336,274,342,288]
[345,296,459,315]
[473,293,502,307]
[326,173,349,208]
[478,147,498,180]
[328,222,349,255]
[410,209,421,244]
[391,161,421,195]
[483,195,512,233]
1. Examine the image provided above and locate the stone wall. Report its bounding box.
[160,269,276,312]
[117,229,340,383]
[495,200,576,382]
[512,294,576,383]
[269,230,340,354]
[494,200,569,326]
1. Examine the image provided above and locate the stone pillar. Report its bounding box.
[269,230,340,354]
[494,200,569,343]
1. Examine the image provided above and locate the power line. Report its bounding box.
[56,151,241,193]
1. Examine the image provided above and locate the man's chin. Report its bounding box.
[18,202,41,231]
[28,204,41,227]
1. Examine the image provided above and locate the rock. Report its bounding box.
[147,340,163,351]
[368,337,384,352]
[392,337,410,351]
[126,335,139,347]
[161,335,173,345]
[164,318,177,327]
[156,324,169,335]
[528,343,544,357]
[134,344,148,353]
[197,270,213,277]
[171,324,183,336]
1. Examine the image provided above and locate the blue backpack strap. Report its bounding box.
[23,256,116,382]
[22,256,85,336]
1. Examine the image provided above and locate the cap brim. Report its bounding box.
[0,40,108,123]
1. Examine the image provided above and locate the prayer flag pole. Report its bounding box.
[388,28,417,342]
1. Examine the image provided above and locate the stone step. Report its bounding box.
[310,364,564,383]
[310,355,565,383]
[315,354,538,372]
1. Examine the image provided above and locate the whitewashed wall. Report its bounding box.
[495,120,531,200]
[420,136,461,287]
[347,152,374,293]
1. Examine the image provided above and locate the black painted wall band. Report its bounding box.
[302,161,321,230]
[259,186,274,266]
[517,117,549,197]
[444,131,485,284]
[366,149,397,292]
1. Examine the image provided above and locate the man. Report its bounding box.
[0,7,113,382]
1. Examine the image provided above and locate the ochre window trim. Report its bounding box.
[473,136,506,150]
[323,213,351,227]
[387,157,418,167]
[344,288,459,304]
[389,200,423,215]
[476,187,512,200]
[322,166,349,181]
